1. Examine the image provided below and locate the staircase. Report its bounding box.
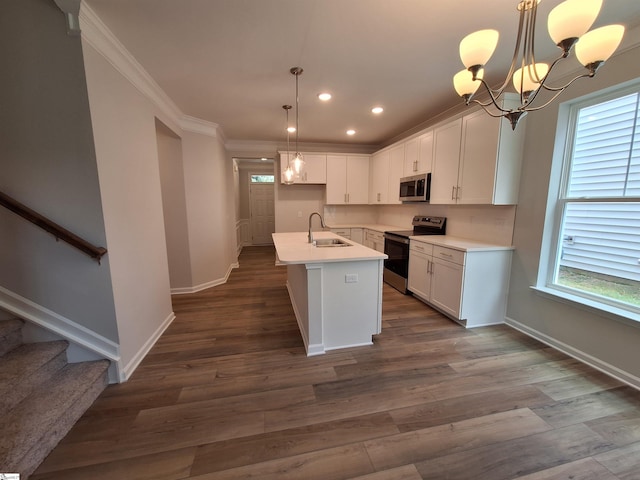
[0,318,110,478]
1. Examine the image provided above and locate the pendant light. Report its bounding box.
[453,0,625,130]
[290,67,305,178]
[282,105,295,185]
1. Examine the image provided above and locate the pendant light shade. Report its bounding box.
[513,63,549,94]
[282,105,295,185]
[575,25,625,70]
[548,0,602,46]
[453,68,484,98]
[459,29,499,70]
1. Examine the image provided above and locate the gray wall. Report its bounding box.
[0,0,118,341]
[506,26,640,386]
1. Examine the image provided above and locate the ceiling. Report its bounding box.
[82,0,640,148]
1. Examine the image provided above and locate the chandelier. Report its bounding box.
[282,105,295,185]
[453,0,625,130]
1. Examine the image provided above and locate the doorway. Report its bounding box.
[249,173,275,245]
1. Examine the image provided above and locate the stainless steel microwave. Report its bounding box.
[399,173,431,202]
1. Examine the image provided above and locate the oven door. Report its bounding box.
[383,233,410,293]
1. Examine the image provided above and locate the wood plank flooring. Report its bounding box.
[32,246,640,479]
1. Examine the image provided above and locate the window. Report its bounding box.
[546,85,640,318]
[250,174,274,183]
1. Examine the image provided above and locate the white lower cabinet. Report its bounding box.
[364,229,385,253]
[408,238,512,328]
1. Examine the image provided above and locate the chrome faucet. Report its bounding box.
[308,212,327,244]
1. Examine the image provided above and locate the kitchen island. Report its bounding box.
[272,231,387,356]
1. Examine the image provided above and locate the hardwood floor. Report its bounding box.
[32,246,640,479]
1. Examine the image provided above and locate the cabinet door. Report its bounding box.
[346,155,370,204]
[350,228,364,244]
[430,257,464,319]
[326,155,347,204]
[408,249,431,300]
[458,109,500,204]
[369,151,389,204]
[301,154,327,184]
[403,138,419,175]
[387,143,405,204]
[417,131,434,174]
[431,119,462,204]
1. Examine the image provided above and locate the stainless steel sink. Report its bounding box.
[313,238,352,247]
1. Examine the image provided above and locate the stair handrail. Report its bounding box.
[0,190,107,263]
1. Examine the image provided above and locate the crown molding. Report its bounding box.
[79,3,221,140]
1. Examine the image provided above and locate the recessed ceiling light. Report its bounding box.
[261,157,268,161]
[287,126,296,133]
[371,106,384,114]
[318,92,332,101]
[346,129,356,136]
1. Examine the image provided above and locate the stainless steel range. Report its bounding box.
[383,216,446,294]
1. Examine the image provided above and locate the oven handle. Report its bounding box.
[383,233,410,244]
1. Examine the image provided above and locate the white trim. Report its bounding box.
[119,312,175,382]
[180,115,220,138]
[505,316,640,391]
[0,285,121,371]
[170,262,239,295]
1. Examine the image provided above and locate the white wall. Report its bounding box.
[506,27,640,387]
[82,42,174,374]
[0,0,118,341]
[156,120,193,290]
[182,131,238,289]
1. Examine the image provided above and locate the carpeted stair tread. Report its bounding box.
[0,340,69,413]
[0,359,110,477]
[0,318,24,356]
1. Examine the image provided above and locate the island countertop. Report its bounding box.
[272,231,387,265]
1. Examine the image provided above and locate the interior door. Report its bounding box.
[250,182,275,245]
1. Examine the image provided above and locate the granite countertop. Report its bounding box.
[409,235,514,252]
[272,232,388,265]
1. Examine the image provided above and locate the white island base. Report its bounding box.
[273,232,386,356]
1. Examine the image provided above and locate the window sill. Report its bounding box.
[531,285,640,329]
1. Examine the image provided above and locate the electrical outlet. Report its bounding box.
[345,274,358,283]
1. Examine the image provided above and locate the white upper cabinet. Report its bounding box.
[387,143,405,205]
[326,154,370,204]
[369,150,390,204]
[279,151,327,184]
[403,132,433,176]
[430,99,524,205]
[431,118,463,204]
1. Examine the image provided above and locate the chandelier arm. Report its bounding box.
[474,78,513,113]
[523,73,595,112]
[494,5,528,95]
[469,100,511,118]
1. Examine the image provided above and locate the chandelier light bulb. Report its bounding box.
[283,163,295,184]
[575,25,625,70]
[293,153,304,174]
[548,0,602,46]
[459,29,499,69]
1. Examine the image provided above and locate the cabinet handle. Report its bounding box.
[344,193,348,203]
[413,160,417,172]
[451,186,456,200]
[456,186,461,200]
[439,252,453,258]
[377,193,381,202]
[347,193,350,203]
[427,260,432,274]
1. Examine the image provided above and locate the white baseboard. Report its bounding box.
[0,285,121,377]
[505,316,640,390]
[119,311,175,382]
[171,262,239,295]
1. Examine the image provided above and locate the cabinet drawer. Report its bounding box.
[433,246,465,265]
[410,240,433,255]
[331,228,351,237]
